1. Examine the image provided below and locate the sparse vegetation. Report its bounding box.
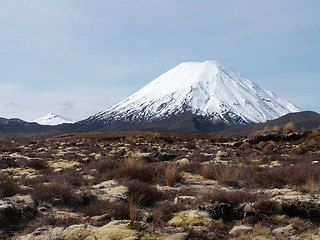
[284,122,295,133]
[165,164,177,187]
[0,129,320,239]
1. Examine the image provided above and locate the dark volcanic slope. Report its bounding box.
[1,111,319,137]
[74,113,232,133]
[218,111,320,137]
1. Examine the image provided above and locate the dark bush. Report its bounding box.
[115,164,156,183]
[90,158,120,173]
[202,189,263,205]
[108,201,130,220]
[124,180,162,207]
[0,156,19,169]
[25,159,48,170]
[0,173,21,198]
[31,180,75,206]
[59,170,88,187]
[41,215,83,227]
[153,200,187,223]
[78,199,110,217]
[178,162,202,175]
[240,163,320,189]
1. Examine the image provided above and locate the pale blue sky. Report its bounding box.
[0,0,319,121]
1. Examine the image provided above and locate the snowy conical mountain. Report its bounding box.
[80,61,300,133]
[33,113,75,126]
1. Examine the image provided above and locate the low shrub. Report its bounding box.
[165,164,177,187]
[179,162,202,175]
[88,157,120,173]
[240,163,320,189]
[59,170,88,187]
[41,215,83,227]
[78,199,110,217]
[77,194,129,221]
[202,189,262,205]
[25,159,48,170]
[115,164,156,183]
[213,164,242,187]
[31,180,75,206]
[202,164,214,179]
[124,180,162,207]
[153,200,187,223]
[0,173,21,197]
[108,201,130,220]
[0,156,19,169]
[284,122,295,134]
[253,199,279,215]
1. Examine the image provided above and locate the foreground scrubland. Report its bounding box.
[0,127,320,239]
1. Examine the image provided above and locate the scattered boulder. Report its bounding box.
[168,210,213,227]
[229,225,253,236]
[155,150,177,161]
[204,202,242,221]
[164,233,188,240]
[216,151,229,157]
[173,196,196,207]
[91,180,128,202]
[176,158,190,165]
[272,224,294,235]
[94,220,139,240]
[19,221,139,240]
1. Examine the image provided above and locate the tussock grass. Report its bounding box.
[284,122,295,134]
[165,164,177,187]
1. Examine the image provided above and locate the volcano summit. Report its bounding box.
[77,61,300,133]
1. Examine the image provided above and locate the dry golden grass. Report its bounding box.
[290,217,311,233]
[165,164,177,187]
[240,142,251,150]
[284,122,295,134]
[271,125,280,132]
[252,223,270,237]
[308,128,320,139]
[123,157,143,169]
[202,164,212,179]
[129,197,137,227]
[306,175,319,195]
[249,160,261,172]
[307,138,320,148]
[214,165,241,186]
[237,223,270,239]
[128,194,143,227]
[263,126,270,133]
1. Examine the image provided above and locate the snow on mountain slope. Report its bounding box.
[92,61,300,125]
[33,113,75,126]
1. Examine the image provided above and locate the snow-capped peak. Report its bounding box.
[93,60,300,125]
[33,113,75,126]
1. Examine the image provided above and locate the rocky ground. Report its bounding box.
[0,127,320,239]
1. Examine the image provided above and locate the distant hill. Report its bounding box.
[0,117,75,139]
[0,117,50,133]
[0,111,319,138]
[218,111,320,137]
